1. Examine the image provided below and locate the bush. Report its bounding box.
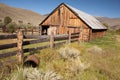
[87,45,103,54]
[6,22,17,33]
[58,46,90,78]
[4,16,12,25]
[23,68,62,80]
[9,67,62,80]
[58,46,80,60]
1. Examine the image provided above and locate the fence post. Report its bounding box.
[39,26,42,35]
[78,27,81,43]
[50,31,54,49]
[17,30,23,63]
[68,28,71,44]
[78,26,83,43]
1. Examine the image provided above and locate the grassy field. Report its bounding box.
[0,30,120,80]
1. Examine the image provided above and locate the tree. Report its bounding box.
[4,16,12,25]
[6,22,18,33]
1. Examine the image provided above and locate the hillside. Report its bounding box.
[0,3,120,29]
[96,17,120,30]
[0,3,46,26]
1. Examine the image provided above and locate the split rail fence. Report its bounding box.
[0,31,80,61]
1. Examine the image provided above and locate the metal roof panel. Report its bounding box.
[66,4,107,29]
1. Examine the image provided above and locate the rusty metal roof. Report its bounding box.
[65,4,107,29]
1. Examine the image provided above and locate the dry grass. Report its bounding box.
[1,30,120,80]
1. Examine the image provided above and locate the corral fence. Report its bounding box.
[0,30,80,63]
[0,27,41,35]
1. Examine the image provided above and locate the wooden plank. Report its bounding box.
[24,35,49,39]
[23,34,68,45]
[71,35,79,39]
[23,41,66,53]
[23,38,49,46]
[0,51,17,59]
[24,34,68,40]
[0,34,17,40]
[0,43,17,50]
[23,45,50,53]
[0,34,68,50]
[54,34,68,41]
[0,41,66,59]
[71,32,80,35]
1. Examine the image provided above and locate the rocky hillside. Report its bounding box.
[96,17,120,30]
[0,3,46,26]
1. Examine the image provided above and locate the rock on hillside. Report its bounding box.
[0,3,46,26]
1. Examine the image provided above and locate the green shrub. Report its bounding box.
[4,16,12,25]
[6,22,17,33]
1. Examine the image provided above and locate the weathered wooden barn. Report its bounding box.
[40,3,107,41]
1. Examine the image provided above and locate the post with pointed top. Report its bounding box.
[50,30,54,49]
[17,30,23,63]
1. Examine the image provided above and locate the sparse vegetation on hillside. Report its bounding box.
[0,3,46,26]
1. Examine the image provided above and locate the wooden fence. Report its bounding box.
[0,27,41,35]
[0,31,80,61]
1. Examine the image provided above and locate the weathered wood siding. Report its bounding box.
[41,4,91,41]
[91,30,106,39]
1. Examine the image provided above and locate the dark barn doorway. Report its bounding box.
[42,26,49,35]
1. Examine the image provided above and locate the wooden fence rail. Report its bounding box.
[0,31,79,60]
[0,41,66,59]
[0,34,17,40]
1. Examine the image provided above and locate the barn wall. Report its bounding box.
[41,4,91,41]
[91,30,106,39]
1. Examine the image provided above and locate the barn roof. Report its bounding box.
[65,3,107,29]
[40,3,107,30]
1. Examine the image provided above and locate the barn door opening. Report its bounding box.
[42,26,49,35]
